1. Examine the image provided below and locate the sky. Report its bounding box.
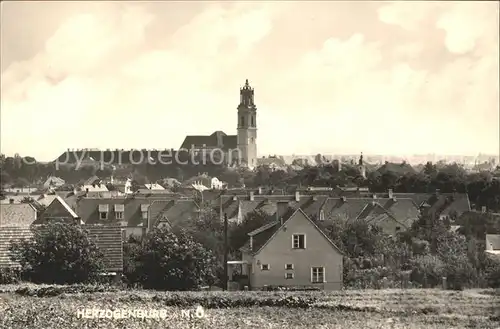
[1,1,499,161]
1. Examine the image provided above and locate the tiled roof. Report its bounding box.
[0,227,34,268]
[147,199,199,228]
[84,225,123,272]
[0,196,28,204]
[0,204,37,227]
[377,162,417,175]
[322,198,371,221]
[257,157,287,167]
[320,197,419,227]
[34,196,80,225]
[35,195,58,207]
[242,208,343,255]
[180,131,237,151]
[76,197,149,227]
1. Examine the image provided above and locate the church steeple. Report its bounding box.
[237,79,257,169]
[239,79,255,108]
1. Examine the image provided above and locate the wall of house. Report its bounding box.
[250,211,343,290]
[123,227,144,240]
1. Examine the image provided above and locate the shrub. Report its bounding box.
[136,227,218,290]
[0,267,20,284]
[122,235,143,287]
[10,222,105,284]
[410,255,445,287]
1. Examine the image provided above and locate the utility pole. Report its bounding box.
[223,212,228,291]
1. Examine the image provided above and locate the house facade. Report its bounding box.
[240,207,343,290]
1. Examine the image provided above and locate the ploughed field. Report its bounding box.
[0,284,499,329]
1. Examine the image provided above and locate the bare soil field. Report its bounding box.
[0,285,499,329]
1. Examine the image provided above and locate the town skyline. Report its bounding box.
[1,1,499,160]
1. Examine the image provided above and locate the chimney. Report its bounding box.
[481,206,487,213]
[9,198,14,204]
[295,191,300,202]
[258,187,263,195]
[388,189,393,199]
[276,202,288,225]
[249,235,253,250]
[372,194,377,199]
[435,189,440,195]
[249,191,254,201]
[341,196,346,202]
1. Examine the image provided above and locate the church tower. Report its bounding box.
[237,79,257,168]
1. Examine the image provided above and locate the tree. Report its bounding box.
[229,210,273,253]
[136,227,217,290]
[10,223,105,284]
[423,161,437,177]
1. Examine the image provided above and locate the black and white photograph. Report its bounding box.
[0,1,499,328]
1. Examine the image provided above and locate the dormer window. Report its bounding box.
[99,204,109,220]
[114,204,124,220]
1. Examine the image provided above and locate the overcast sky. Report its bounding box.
[1,1,499,161]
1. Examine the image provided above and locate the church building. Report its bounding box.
[179,79,258,169]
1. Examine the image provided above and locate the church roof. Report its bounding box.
[180,131,237,151]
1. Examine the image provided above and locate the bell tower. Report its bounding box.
[237,79,257,168]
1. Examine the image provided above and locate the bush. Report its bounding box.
[122,235,143,287]
[0,267,20,284]
[10,222,105,284]
[136,227,218,290]
[410,255,445,287]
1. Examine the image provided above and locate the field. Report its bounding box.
[0,284,499,329]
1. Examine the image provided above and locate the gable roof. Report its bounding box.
[0,204,37,227]
[148,199,199,228]
[34,196,80,225]
[242,208,343,256]
[35,194,59,207]
[180,131,237,151]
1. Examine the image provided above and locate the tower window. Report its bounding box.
[251,116,254,127]
[240,116,244,127]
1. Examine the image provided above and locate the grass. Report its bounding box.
[0,285,499,328]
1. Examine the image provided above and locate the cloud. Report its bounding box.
[277,2,499,155]
[1,2,498,159]
[1,2,276,159]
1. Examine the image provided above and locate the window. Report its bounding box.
[121,229,126,241]
[292,234,306,249]
[251,116,254,127]
[240,116,245,127]
[99,204,109,220]
[311,267,325,283]
[114,204,124,220]
[285,273,294,279]
[395,226,401,232]
[141,204,149,220]
[285,264,294,270]
[261,264,270,271]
